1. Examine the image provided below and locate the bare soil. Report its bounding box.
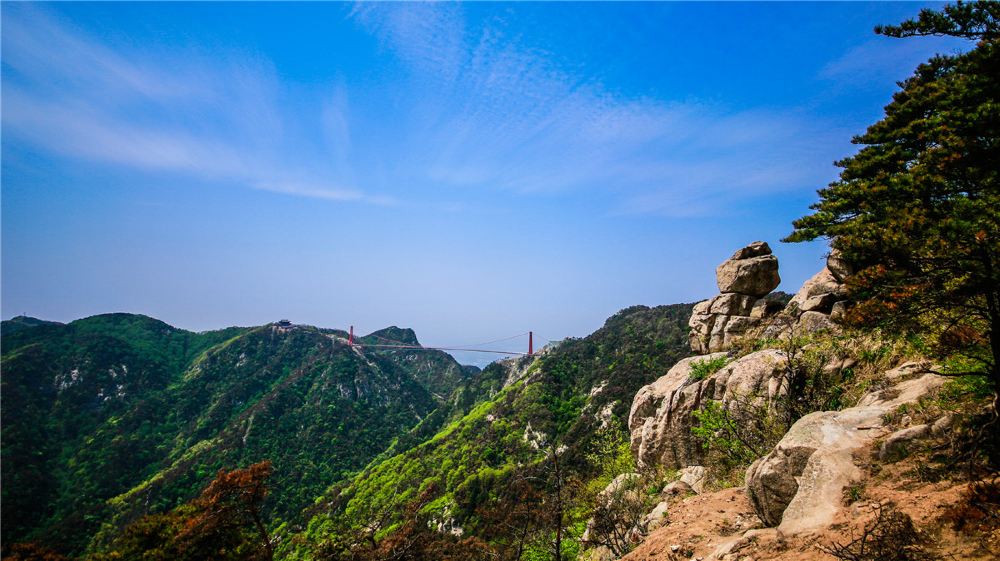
[623,453,997,561]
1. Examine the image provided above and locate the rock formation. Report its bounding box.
[744,361,945,531]
[637,242,858,473]
[629,350,787,469]
[689,242,781,354]
[780,250,851,335]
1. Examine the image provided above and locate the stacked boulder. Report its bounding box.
[689,242,781,354]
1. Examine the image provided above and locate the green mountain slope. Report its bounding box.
[283,303,694,559]
[1,313,247,552]
[0,315,474,555]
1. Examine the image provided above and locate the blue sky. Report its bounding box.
[1,2,971,365]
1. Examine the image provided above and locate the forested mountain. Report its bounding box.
[0,315,476,555]
[282,303,696,560]
[0,304,696,559]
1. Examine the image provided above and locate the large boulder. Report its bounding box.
[745,362,947,532]
[878,424,931,462]
[629,350,787,469]
[826,248,851,282]
[716,256,780,297]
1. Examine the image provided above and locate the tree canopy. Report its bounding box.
[874,1,1000,40]
[88,462,274,561]
[785,2,1000,400]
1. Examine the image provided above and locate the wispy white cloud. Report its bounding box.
[820,35,968,86]
[349,3,845,216]
[1,5,385,205]
[3,3,855,216]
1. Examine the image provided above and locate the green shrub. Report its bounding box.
[688,356,730,382]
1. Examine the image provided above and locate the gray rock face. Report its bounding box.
[770,265,849,337]
[744,362,946,532]
[662,479,693,496]
[679,465,708,494]
[643,501,670,532]
[689,242,782,353]
[829,301,848,323]
[795,311,837,334]
[826,248,851,282]
[878,424,931,462]
[730,241,773,260]
[629,350,787,469]
[709,293,757,316]
[788,268,844,313]
[717,255,781,297]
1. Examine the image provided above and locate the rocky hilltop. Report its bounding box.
[618,242,995,561]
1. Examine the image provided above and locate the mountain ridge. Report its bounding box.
[1,313,480,554]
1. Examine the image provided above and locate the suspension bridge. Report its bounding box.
[346,326,544,356]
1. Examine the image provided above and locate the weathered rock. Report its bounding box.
[745,363,947,532]
[829,300,848,323]
[630,350,786,469]
[679,466,707,494]
[709,293,757,316]
[878,424,931,462]
[603,472,641,497]
[795,311,837,334]
[662,480,693,496]
[877,360,932,384]
[688,322,713,355]
[705,315,755,354]
[826,249,851,282]
[689,242,784,353]
[644,501,670,531]
[717,256,781,297]
[751,298,784,320]
[800,292,838,313]
[730,241,773,260]
[787,268,844,314]
[931,414,955,436]
[821,357,858,377]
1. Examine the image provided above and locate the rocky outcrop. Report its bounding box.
[678,466,707,494]
[878,424,931,462]
[716,247,780,297]
[745,362,945,532]
[826,248,851,282]
[629,350,787,469]
[689,242,781,353]
[778,249,853,336]
[787,267,845,315]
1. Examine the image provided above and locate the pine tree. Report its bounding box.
[785,2,1000,406]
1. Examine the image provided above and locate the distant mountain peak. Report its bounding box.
[1,315,63,336]
[365,326,420,346]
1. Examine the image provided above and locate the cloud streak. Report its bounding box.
[3,3,874,216]
[349,3,847,216]
[820,35,968,87]
[1,5,385,205]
